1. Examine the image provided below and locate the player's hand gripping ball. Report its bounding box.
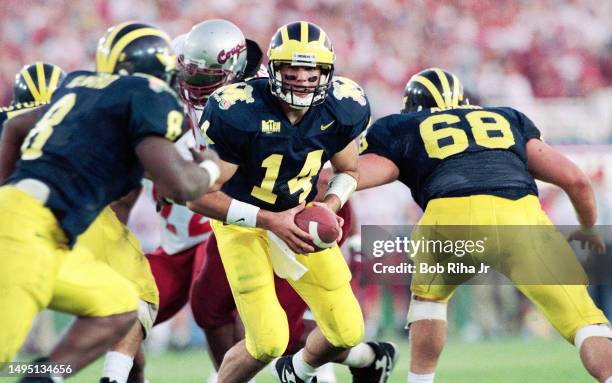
[294,205,341,250]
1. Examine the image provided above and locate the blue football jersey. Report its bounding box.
[361,105,541,209]
[7,70,183,244]
[201,76,370,212]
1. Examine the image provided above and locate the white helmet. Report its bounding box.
[177,19,248,107]
[171,33,187,55]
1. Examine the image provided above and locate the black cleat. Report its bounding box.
[272,355,316,383]
[349,342,398,383]
[99,378,118,383]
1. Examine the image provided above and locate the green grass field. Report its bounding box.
[5,336,595,382]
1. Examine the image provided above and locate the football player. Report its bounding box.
[0,22,220,381]
[188,21,396,383]
[0,62,65,129]
[103,20,346,383]
[356,68,612,383]
[99,19,262,383]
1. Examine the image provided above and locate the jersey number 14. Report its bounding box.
[251,150,324,205]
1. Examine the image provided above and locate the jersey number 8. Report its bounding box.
[21,93,77,160]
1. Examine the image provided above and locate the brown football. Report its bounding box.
[294,205,340,251]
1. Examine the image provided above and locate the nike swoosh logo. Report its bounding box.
[283,369,296,383]
[320,120,335,131]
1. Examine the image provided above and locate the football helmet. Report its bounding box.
[12,62,66,105]
[171,33,187,56]
[243,38,265,79]
[267,21,335,109]
[96,21,176,84]
[177,20,248,107]
[401,68,466,113]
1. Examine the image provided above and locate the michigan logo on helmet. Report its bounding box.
[267,21,335,109]
[332,77,367,106]
[177,19,248,108]
[96,21,175,84]
[211,83,254,110]
[402,68,466,113]
[12,62,66,105]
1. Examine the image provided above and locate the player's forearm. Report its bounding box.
[137,137,219,202]
[155,162,213,202]
[325,143,359,211]
[0,110,40,181]
[330,141,359,180]
[565,176,597,227]
[356,154,399,190]
[0,133,22,181]
[187,191,273,230]
[322,194,342,212]
[110,187,141,225]
[186,191,232,222]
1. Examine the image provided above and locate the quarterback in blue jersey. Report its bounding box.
[0,23,220,378]
[357,68,612,383]
[188,21,396,383]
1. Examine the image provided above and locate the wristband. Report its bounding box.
[324,172,357,208]
[226,199,260,228]
[579,225,597,236]
[199,160,221,188]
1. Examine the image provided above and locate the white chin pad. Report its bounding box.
[574,324,612,351]
[281,91,313,108]
[406,297,447,326]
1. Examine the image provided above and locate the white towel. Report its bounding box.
[267,231,308,280]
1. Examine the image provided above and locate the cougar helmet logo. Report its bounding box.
[178,20,248,108]
[217,43,247,64]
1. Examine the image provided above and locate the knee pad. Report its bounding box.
[322,309,364,349]
[138,300,158,339]
[246,327,289,362]
[574,324,612,351]
[406,296,447,327]
[332,323,365,349]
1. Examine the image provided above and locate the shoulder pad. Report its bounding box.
[210,82,257,111]
[483,105,521,120]
[204,80,266,134]
[329,76,368,106]
[132,73,177,96]
[325,76,369,125]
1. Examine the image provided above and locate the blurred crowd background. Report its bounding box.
[5,0,612,362]
[1,0,611,118]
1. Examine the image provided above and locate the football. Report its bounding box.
[294,205,340,251]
